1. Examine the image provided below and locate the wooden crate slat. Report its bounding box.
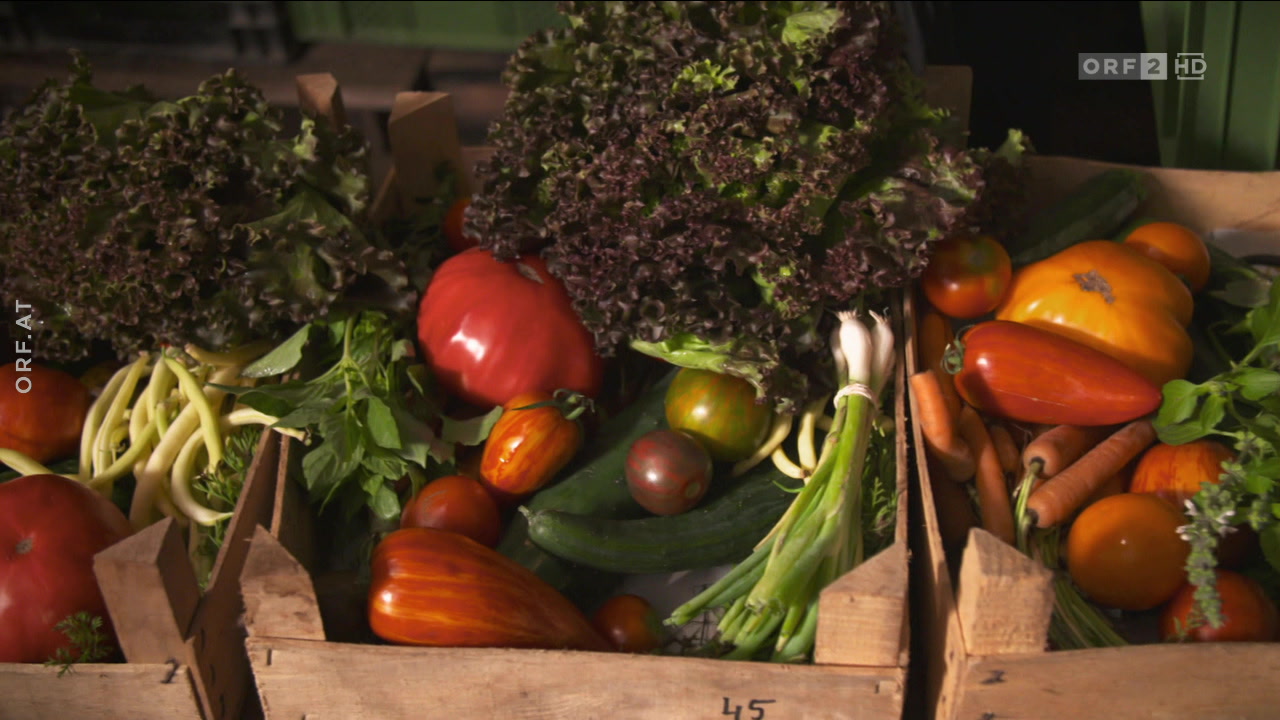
[93,517,200,665]
[0,662,202,720]
[954,643,1280,720]
[246,636,904,720]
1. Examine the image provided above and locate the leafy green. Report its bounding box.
[222,311,490,523]
[0,54,446,366]
[44,612,113,677]
[191,424,264,588]
[1153,253,1280,626]
[470,1,1028,413]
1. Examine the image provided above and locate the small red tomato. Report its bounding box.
[443,196,480,253]
[401,475,503,548]
[591,594,666,653]
[1160,569,1279,643]
[921,234,1013,319]
[625,429,713,516]
[480,392,585,503]
[0,362,92,464]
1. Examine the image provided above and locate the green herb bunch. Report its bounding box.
[1154,250,1280,626]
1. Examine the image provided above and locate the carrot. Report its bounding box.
[988,423,1020,475]
[910,369,975,482]
[1020,424,1114,489]
[1026,419,1157,529]
[917,309,962,420]
[957,405,1016,545]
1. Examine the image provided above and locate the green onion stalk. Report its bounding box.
[668,310,896,662]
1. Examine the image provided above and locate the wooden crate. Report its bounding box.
[0,430,285,720]
[227,70,976,720]
[911,157,1280,720]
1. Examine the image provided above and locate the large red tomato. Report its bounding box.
[0,474,133,663]
[0,362,92,464]
[417,249,604,409]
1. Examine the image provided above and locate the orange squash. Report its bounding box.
[995,239,1193,386]
[368,527,612,652]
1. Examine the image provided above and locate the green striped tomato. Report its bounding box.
[663,368,772,463]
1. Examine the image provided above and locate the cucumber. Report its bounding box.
[522,462,795,575]
[1009,168,1147,267]
[496,369,676,594]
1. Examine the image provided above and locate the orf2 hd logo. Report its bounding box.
[1078,52,1205,80]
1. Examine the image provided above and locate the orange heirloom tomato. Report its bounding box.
[480,391,584,502]
[1131,439,1235,507]
[1123,221,1210,293]
[1066,492,1190,611]
[995,239,1194,387]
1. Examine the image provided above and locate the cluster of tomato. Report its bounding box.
[376,198,777,654]
[919,222,1278,643]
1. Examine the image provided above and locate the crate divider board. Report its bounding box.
[911,156,1280,720]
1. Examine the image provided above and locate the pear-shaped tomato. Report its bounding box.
[368,527,611,652]
[995,240,1194,387]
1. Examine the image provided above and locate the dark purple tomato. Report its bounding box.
[625,430,713,516]
[664,368,772,463]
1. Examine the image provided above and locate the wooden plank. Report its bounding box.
[954,528,1053,657]
[246,637,904,720]
[92,517,199,665]
[815,541,909,668]
[921,65,973,132]
[270,436,316,573]
[240,526,326,642]
[1025,156,1280,237]
[953,643,1280,720]
[0,662,202,720]
[184,429,280,720]
[296,73,349,128]
[386,91,471,207]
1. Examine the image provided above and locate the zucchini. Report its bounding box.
[522,462,795,575]
[495,369,676,593]
[1009,168,1147,267]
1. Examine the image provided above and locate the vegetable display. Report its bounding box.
[913,166,1280,656]
[469,0,1025,414]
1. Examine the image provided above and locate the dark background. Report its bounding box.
[1,1,1163,167]
[917,0,1161,165]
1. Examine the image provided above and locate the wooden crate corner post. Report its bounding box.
[94,517,202,666]
[954,528,1054,659]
